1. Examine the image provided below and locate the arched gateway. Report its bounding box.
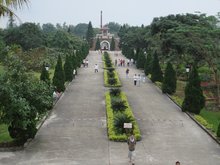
[100,40,110,50]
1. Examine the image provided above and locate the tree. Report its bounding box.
[151,52,163,82]
[110,37,115,51]
[182,65,205,114]
[40,63,50,83]
[108,22,121,35]
[136,49,146,69]
[0,0,28,18]
[53,55,65,92]
[86,21,94,48]
[4,22,44,51]
[74,23,88,37]
[0,54,53,142]
[162,62,177,94]
[144,53,152,76]
[217,122,220,137]
[95,38,100,50]
[64,54,73,81]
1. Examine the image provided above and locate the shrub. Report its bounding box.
[110,88,121,96]
[108,78,117,85]
[111,99,128,112]
[105,60,112,67]
[195,115,213,131]
[151,53,163,83]
[162,62,177,95]
[182,65,205,114]
[107,67,115,72]
[107,71,115,78]
[217,122,220,137]
[114,112,133,134]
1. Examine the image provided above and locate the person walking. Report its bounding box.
[133,74,137,86]
[127,134,136,165]
[137,74,141,86]
[126,68,130,78]
[115,59,117,66]
[175,161,180,165]
[85,59,89,67]
[94,64,99,73]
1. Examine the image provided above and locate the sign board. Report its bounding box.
[124,123,132,128]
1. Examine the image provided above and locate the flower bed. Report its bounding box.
[105,91,141,141]
[103,52,121,87]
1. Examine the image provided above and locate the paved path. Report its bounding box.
[0,51,220,165]
[110,51,220,165]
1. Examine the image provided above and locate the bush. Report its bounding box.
[162,62,177,95]
[182,65,205,114]
[111,99,128,112]
[194,115,213,131]
[108,78,117,85]
[217,122,220,137]
[107,67,115,72]
[107,71,115,78]
[110,88,121,96]
[114,112,133,134]
[8,122,37,143]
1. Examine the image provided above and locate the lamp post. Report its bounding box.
[186,65,190,80]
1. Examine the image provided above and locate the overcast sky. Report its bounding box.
[1,0,220,28]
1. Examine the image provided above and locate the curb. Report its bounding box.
[166,94,220,146]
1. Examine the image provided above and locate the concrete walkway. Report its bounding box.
[110,51,220,165]
[0,51,220,165]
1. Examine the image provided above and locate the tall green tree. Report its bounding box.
[0,0,28,18]
[162,62,177,94]
[151,53,163,82]
[217,122,220,137]
[40,63,50,83]
[182,65,205,114]
[0,55,53,142]
[144,53,152,76]
[86,21,94,48]
[64,54,73,81]
[4,22,44,51]
[110,37,115,51]
[136,49,146,69]
[53,55,65,92]
[95,38,100,50]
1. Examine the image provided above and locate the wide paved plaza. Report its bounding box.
[0,51,220,165]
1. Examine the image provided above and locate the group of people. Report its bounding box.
[82,59,89,67]
[133,74,142,86]
[115,58,134,67]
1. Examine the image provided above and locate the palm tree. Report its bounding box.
[0,0,29,18]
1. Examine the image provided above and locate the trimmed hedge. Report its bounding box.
[105,92,141,141]
[104,67,122,87]
[102,52,121,87]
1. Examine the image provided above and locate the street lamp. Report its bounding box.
[186,65,190,80]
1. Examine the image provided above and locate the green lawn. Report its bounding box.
[170,80,220,135]
[33,69,55,80]
[199,109,220,134]
[0,124,13,143]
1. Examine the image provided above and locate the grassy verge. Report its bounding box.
[0,124,13,143]
[105,92,141,141]
[199,109,220,134]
